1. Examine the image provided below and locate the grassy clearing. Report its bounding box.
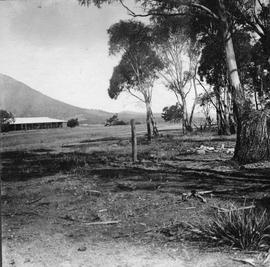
[0,123,181,152]
[2,125,270,267]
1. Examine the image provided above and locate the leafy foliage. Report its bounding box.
[0,110,14,132]
[107,20,163,100]
[67,118,79,128]
[161,104,183,123]
[108,20,152,55]
[104,114,127,126]
[197,92,214,126]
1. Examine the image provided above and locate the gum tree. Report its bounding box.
[79,0,270,163]
[152,18,200,133]
[108,20,163,141]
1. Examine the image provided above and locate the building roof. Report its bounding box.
[11,117,66,125]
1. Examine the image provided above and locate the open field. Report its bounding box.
[1,124,270,267]
[1,123,181,152]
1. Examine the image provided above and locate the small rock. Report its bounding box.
[196,149,206,155]
[78,246,87,252]
[227,148,235,154]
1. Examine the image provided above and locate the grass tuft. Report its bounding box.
[187,207,270,250]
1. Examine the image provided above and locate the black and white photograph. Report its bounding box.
[1,0,270,266]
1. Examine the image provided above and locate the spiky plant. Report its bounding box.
[188,207,270,250]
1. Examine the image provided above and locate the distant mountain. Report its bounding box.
[0,73,156,124]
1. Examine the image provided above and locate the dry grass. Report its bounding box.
[186,205,270,251]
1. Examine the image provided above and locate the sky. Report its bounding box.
[0,0,179,113]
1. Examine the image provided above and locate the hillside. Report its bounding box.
[0,73,156,124]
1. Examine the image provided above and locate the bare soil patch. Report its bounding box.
[2,128,270,266]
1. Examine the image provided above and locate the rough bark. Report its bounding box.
[233,109,270,163]
[218,0,270,163]
[149,110,159,137]
[146,102,152,141]
[181,95,194,133]
[145,101,158,141]
[215,87,231,135]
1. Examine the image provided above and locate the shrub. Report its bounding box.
[0,110,14,132]
[1,123,11,132]
[161,104,183,123]
[105,114,127,126]
[188,207,270,250]
[67,118,79,128]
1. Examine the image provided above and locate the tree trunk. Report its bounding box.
[215,87,231,135]
[187,77,198,131]
[218,0,270,163]
[233,109,270,163]
[182,97,193,133]
[146,101,152,141]
[149,109,159,137]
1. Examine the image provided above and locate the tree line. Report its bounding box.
[79,0,270,164]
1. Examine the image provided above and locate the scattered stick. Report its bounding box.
[230,257,256,267]
[114,227,154,239]
[210,205,230,212]
[88,190,101,196]
[2,211,41,217]
[26,196,44,205]
[116,182,161,191]
[197,190,213,195]
[196,194,207,203]
[98,209,107,213]
[210,205,255,213]
[116,182,136,191]
[82,220,120,226]
[182,190,207,203]
[233,205,255,211]
[59,215,77,222]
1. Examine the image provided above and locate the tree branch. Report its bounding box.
[119,1,220,20]
[196,78,217,109]
[190,3,219,20]
[126,88,145,103]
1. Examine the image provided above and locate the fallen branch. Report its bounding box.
[210,205,230,212]
[211,205,255,212]
[230,257,256,267]
[26,196,44,205]
[114,227,153,239]
[182,190,207,203]
[2,211,41,217]
[116,182,161,191]
[87,190,101,196]
[59,215,77,222]
[82,220,120,226]
[198,190,213,195]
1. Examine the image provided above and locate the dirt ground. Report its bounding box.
[1,127,270,266]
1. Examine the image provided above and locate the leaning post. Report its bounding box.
[130,119,137,162]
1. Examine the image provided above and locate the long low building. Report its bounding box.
[9,117,67,131]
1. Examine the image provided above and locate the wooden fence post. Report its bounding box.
[130,119,137,162]
[0,178,2,267]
